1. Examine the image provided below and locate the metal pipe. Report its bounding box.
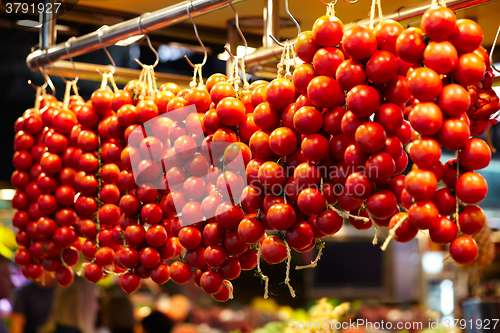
[263,0,279,48]
[27,0,246,70]
[245,0,498,67]
[40,0,56,50]
[45,60,194,86]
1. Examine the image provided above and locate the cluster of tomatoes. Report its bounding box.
[290,5,494,265]
[12,93,86,287]
[10,4,498,300]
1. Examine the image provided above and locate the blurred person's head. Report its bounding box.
[0,255,13,300]
[141,311,173,333]
[102,295,135,333]
[43,276,99,333]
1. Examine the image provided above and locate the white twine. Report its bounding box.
[327,204,370,223]
[256,243,270,299]
[33,86,43,114]
[284,241,296,298]
[369,0,384,29]
[62,80,72,110]
[327,0,337,16]
[296,245,324,270]
[381,214,407,251]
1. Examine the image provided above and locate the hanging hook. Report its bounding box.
[137,13,160,68]
[490,25,500,73]
[65,37,79,82]
[226,0,248,58]
[184,0,208,68]
[39,66,55,95]
[97,25,116,73]
[269,0,301,47]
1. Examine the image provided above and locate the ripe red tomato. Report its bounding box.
[297,188,326,216]
[436,84,470,118]
[437,118,470,151]
[431,187,456,217]
[267,203,296,230]
[453,53,486,87]
[53,110,78,135]
[84,263,103,283]
[365,50,398,84]
[341,111,366,142]
[204,244,228,267]
[293,106,324,135]
[336,59,367,92]
[373,103,403,135]
[342,25,377,60]
[249,130,275,160]
[139,247,161,269]
[408,201,439,230]
[404,169,437,201]
[216,97,246,126]
[213,201,243,229]
[450,19,483,53]
[323,106,346,136]
[424,41,458,75]
[302,134,329,162]
[55,267,74,287]
[295,31,320,63]
[407,68,443,101]
[345,172,374,201]
[253,102,282,131]
[312,15,343,46]
[312,47,344,77]
[261,235,287,265]
[373,19,404,53]
[396,28,425,64]
[459,205,485,235]
[200,271,224,294]
[421,6,457,40]
[267,127,297,157]
[237,216,265,244]
[285,221,315,251]
[98,204,121,226]
[409,138,441,170]
[458,138,491,170]
[408,102,443,136]
[450,236,478,265]
[456,172,488,204]
[429,216,458,244]
[212,281,233,302]
[347,85,380,118]
[344,144,368,170]
[384,75,411,105]
[169,261,193,284]
[365,152,396,181]
[236,250,258,270]
[186,87,211,112]
[265,78,296,111]
[354,122,387,154]
[307,76,341,109]
[366,190,398,220]
[150,264,170,285]
[293,64,318,95]
[389,213,418,242]
[224,231,249,255]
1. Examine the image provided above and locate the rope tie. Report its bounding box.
[369,0,384,29]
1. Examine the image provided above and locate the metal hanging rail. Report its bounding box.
[44,60,194,86]
[245,0,498,68]
[26,0,246,71]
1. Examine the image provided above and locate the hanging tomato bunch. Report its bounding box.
[10,2,499,301]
